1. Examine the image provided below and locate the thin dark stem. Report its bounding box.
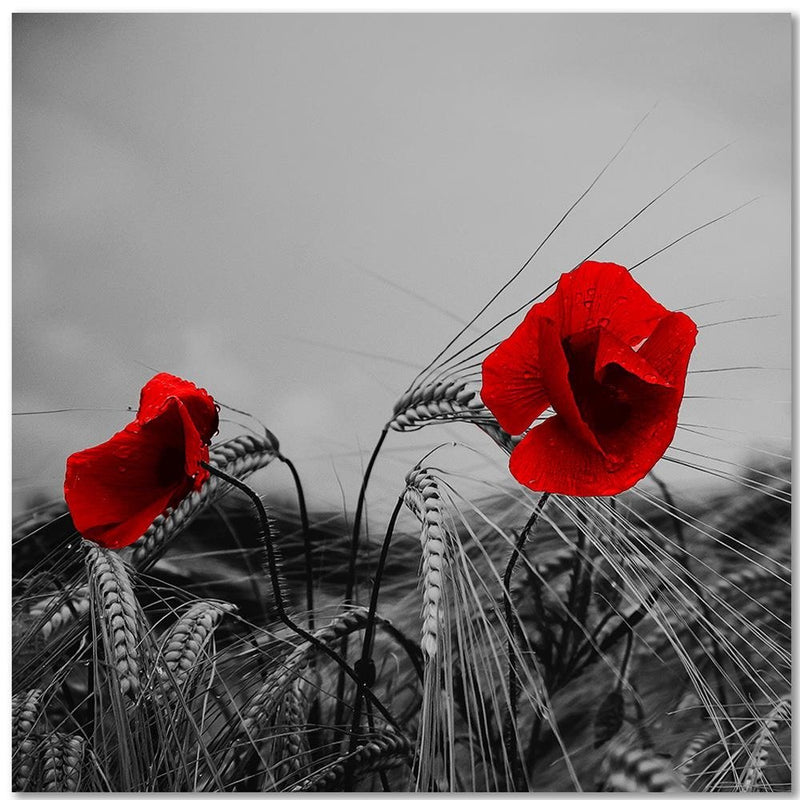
[557,520,589,679]
[345,493,405,789]
[200,461,401,733]
[649,472,688,571]
[616,626,634,691]
[630,683,654,750]
[503,493,550,792]
[567,599,653,686]
[335,425,389,728]
[344,425,390,606]
[366,696,392,792]
[278,454,314,630]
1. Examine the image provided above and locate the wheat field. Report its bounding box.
[11,433,791,791]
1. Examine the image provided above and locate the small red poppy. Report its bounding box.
[481,261,697,496]
[64,373,219,549]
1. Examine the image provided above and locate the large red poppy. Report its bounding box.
[481,261,697,496]
[64,373,219,549]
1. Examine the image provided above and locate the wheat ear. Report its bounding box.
[390,378,521,449]
[41,732,85,792]
[741,695,790,791]
[29,584,91,640]
[84,541,146,702]
[391,378,486,429]
[159,600,236,703]
[287,728,410,792]
[677,726,722,780]
[603,743,685,792]
[221,607,394,791]
[242,607,374,738]
[404,467,449,660]
[128,433,278,571]
[272,677,315,785]
[12,689,43,791]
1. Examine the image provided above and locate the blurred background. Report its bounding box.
[13,13,790,518]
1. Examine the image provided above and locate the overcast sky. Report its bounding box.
[13,13,790,517]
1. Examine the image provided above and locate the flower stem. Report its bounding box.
[335,425,389,729]
[200,461,401,734]
[345,492,406,789]
[277,453,314,630]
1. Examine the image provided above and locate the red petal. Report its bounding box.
[64,398,207,549]
[637,311,698,386]
[138,373,219,444]
[509,311,697,496]
[481,310,549,435]
[508,416,627,496]
[592,311,697,469]
[509,413,663,496]
[540,261,669,347]
[592,327,671,387]
[537,315,604,453]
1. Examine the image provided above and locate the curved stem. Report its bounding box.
[345,493,405,789]
[344,425,390,606]
[503,492,550,791]
[199,461,401,733]
[278,454,314,630]
[335,425,389,727]
[616,625,635,691]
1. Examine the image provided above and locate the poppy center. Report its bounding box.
[562,329,632,435]
[156,445,186,487]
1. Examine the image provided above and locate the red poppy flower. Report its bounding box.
[64,373,219,549]
[481,261,697,496]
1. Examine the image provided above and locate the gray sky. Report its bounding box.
[13,13,791,516]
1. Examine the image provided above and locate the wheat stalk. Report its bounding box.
[12,688,43,791]
[41,732,85,792]
[404,467,450,660]
[603,742,685,792]
[84,541,146,702]
[158,600,236,703]
[128,433,278,571]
